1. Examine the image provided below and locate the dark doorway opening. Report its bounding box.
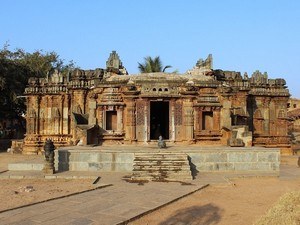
[150,101,169,140]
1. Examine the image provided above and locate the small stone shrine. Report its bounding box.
[22,52,291,154]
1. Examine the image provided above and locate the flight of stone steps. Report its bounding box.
[129,152,193,182]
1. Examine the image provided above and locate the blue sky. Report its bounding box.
[1,0,300,97]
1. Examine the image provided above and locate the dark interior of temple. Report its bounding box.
[150,101,169,140]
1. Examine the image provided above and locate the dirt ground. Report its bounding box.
[129,177,300,225]
[0,153,96,212]
[0,179,95,212]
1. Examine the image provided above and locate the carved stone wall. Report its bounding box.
[22,52,291,154]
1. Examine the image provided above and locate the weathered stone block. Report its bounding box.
[71,153,91,162]
[70,162,89,171]
[88,162,101,171]
[205,153,227,162]
[258,152,279,162]
[188,153,205,163]
[113,153,134,163]
[98,153,113,162]
[114,163,134,172]
[271,162,280,171]
[89,153,100,162]
[256,162,273,171]
[195,163,215,171]
[228,152,257,162]
[215,162,235,171]
[234,163,257,171]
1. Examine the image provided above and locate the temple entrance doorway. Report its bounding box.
[150,101,169,140]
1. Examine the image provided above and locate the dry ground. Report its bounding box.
[0,179,95,212]
[129,177,300,225]
[0,153,96,212]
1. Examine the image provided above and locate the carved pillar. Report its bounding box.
[174,100,183,141]
[263,97,271,135]
[61,95,65,135]
[220,96,232,130]
[198,108,203,131]
[170,100,175,141]
[125,101,136,141]
[183,100,194,142]
[194,106,200,131]
[97,106,104,128]
[117,106,124,131]
[88,101,97,125]
[36,95,41,135]
[49,96,54,134]
[213,109,221,130]
[144,100,149,142]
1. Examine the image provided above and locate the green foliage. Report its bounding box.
[138,56,172,73]
[0,43,76,119]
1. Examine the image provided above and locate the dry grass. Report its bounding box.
[254,191,300,225]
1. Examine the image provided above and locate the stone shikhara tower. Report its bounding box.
[23,52,291,154]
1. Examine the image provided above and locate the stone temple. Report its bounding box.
[23,51,291,155]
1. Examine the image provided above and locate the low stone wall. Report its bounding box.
[188,148,280,172]
[55,149,134,172]
[55,147,280,174]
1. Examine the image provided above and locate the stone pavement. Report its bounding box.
[0,172,208,225]
[0,155,299,225]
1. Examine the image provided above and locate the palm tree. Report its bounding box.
[138,56,171,73]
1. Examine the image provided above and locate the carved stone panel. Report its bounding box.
[136,101,145,126]
[174,102,182,126]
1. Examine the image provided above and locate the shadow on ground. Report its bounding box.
[158,204,222,225]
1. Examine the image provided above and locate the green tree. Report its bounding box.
[138,56,171,73]
[0,43,76,120]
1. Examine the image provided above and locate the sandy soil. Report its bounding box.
[129,177,300,225]
[0,179,95,212]
[0,153,96,212]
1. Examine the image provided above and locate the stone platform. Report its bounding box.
[54,146,280,174]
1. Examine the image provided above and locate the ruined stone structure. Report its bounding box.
[23,52,291,154]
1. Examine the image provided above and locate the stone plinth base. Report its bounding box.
[55,146,280,174]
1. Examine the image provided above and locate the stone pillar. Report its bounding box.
[63,94,69,134]
[144,100,149,142]
[117,106,124,131]
[88,101,97,125]
[213,109,221,130]
[221,96,232,130]
[125,101,136,142]
[170,100,175,141]
[48,96,54,134]
[98,106,104,128]
[36,95,41,135]
[198,108,203,130]
[194,106,200,132]
[263,98,271,135]
[60,95,64,135]
[183,100,194,142]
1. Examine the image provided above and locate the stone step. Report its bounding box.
[133,171,191,177]
[134,158,188,162]
[134,154,188,157]
[130,151,192,182]
[131,176,192,181]
[133,163,190,167]
[134,154,188,158]
[133,166,191,171]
